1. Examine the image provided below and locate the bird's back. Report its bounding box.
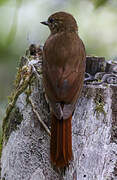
[43,31,86,104]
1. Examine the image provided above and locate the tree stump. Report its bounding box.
[1,45,117,180]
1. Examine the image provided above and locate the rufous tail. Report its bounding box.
[50,113,72,167]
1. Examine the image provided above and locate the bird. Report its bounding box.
[41,11,86,168]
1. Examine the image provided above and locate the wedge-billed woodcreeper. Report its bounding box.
[41,11,86,167]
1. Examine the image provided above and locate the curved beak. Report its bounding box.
[40,21,49,26]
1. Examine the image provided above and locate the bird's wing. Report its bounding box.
[43,38,86,119]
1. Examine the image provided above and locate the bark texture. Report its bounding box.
[1,46,117,180]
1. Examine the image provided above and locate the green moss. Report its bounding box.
[14,67,22,89]
[94,93,106,117]
[3,72,33,127]
[2,178,5,180]
[1,60,33,157]
[25,85,32,104]
[95,100,106,116]
[98,79,102,83]
[3,107,23,142]
[0,132,2,158]
[8,92,15,103]
[0,107,23,158]
[100,62,105,72]
[25,75,37,104]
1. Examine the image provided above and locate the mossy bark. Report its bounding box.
[2,106,23,144]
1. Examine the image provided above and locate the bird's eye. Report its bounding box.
[49,18,54,23]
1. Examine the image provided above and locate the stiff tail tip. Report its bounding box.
[50,113,73,167]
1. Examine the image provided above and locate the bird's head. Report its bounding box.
[41,12,78,34]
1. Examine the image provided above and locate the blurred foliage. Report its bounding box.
[0,0,9,6]
[0,0,22,6]
[6,0,23,45]
[91,0,109,8]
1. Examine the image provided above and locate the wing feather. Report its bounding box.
[43,32,86,119]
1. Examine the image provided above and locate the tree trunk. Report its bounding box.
[1,45,117,180]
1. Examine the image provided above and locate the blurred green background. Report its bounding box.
[0,0,117,124]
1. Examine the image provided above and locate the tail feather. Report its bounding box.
[50,113,72,167]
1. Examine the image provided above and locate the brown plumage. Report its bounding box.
[41,11,86,167]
